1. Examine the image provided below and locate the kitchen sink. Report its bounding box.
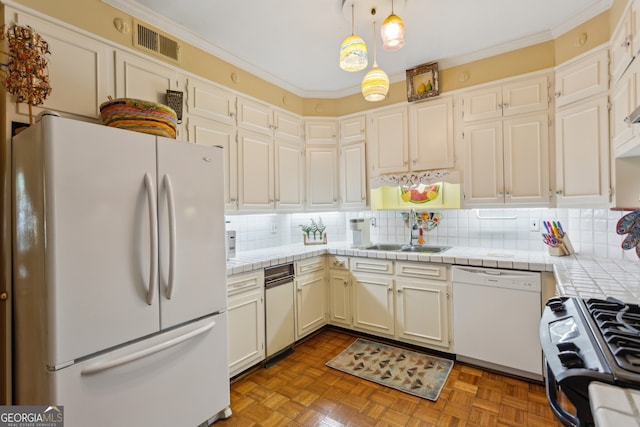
[400,245,451,253]
[363,243,405,251]
[364,243,451,253]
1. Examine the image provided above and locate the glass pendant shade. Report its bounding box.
[381,13,405,51]
[361,64,389,102]
[339,35,368,72]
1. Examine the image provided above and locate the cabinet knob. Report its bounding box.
[497,192,504,197]
[556,190,563,196]
[502,103,509,109]
[555,92,561,98]
[396,289,402,294]
[0,291,7,301]
[387,287,393,293]
[505,192,511,197]
[343,280,348,286]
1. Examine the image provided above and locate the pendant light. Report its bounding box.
[361,21,389,102]
[340,3,368,72]
[381,0,405,51]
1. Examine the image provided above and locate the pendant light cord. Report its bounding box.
[351,3,355,36]
[372,21,378,67]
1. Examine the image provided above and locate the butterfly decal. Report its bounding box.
[616,211,640,258]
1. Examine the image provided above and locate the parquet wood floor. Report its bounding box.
[218,328,565,427]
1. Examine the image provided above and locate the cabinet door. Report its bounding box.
[340,115,366,144]
[186,77,236,125]
[556,96,610,206]
[186,116,238,210]
[611,71,636,151]
[274,110,303,142]
[295,272,327,340]
[339,142,367,210]
[503,113,550,205]
[275,141,304,210]
[238,129,274,210]
[396,279,449,348]
[370,106,409,175]
[462,85,502,122]
[409,97,454,170]
[611,9,634,84]
[351,274,394,337]
[462,120,504,205]
[115,50,179,105]
[555,49,609,107]
[228,287,265,377]
[502,76,549,117]
[305,120,338,144]
[12,10,113,120]
[328,270,351,327]
[306,146,339,210]
[237,97,273,135]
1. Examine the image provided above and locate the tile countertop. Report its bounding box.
[226,242,640,302]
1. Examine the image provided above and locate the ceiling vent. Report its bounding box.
[133,21,180,63]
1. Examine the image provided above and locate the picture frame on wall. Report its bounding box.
[406,62,439,102]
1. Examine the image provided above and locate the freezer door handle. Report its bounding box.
[144,172,158,305]
[163,174,177,300]
[81,320,216,376]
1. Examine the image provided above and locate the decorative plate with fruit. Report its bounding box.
[400,184,440,204]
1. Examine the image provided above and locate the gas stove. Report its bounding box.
[540,296,640,426]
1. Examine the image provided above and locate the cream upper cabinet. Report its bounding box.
[237,129,274,210]
[185,77,236,125]
[237,97,273,135]
[610,70,636,153]
[463,112,550,206]
[186,116,238,210]
[340,115,366,144]
[275,140,305,210]
[555,48,609,108]
[555,95,610,207]
[339,142,367,210]
[8,8,113,121]
[306,146,339,210]
[462,76,548,122]
[274,110,304,142]
[611,5,635,84]
[305,120,338,144]
[369,106,409,175]
[409,96,455,170]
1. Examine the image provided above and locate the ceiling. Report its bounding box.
[104,0,612,99]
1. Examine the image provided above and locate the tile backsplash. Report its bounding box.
[225,208,638,262]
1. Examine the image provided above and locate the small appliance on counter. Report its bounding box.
[349,218,371,248]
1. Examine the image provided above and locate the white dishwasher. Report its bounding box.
[452,266,543,380]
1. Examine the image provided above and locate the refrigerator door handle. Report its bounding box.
[80,320,216,376]
[144,172,158,305]
[163,174,177,300]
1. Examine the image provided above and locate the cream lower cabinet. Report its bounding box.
[295,257,327,340]
[328,256,351,327]
[395,262,451,350]
[227,270,265,377]
[350,258,395,337]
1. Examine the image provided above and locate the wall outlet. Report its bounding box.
[530,219,540,232]
[271,223,278,234]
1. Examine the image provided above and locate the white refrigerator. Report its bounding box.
[12,115,231,426]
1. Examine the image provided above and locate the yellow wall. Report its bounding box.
[4,0,623,117]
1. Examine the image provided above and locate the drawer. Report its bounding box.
[396,262,447,281]
[350,257,393,275]
[327,255,349,270]
[296,256,325,275]
[227,269,264,296]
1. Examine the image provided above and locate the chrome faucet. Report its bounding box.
[408,209,417,246]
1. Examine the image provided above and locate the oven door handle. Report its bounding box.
[546,363,580,427]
